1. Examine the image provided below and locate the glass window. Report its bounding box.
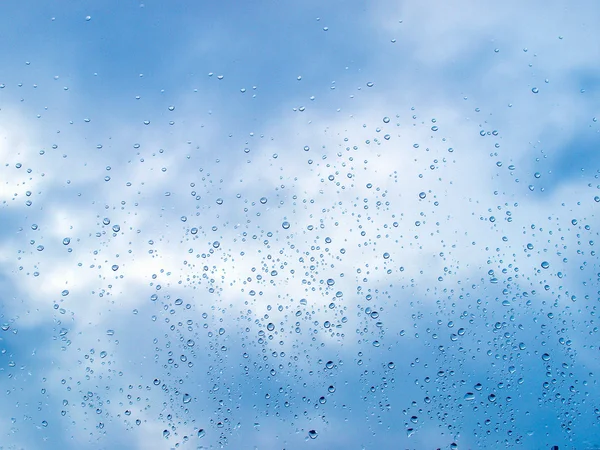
[1,1,599,448]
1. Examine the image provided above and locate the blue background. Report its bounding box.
[0,0,599,449]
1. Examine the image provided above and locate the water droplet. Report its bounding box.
[183,393,191,404]
[282,221,290,229]
[308,430,318,439]
[541,261,550,269]
[532,87,539,94]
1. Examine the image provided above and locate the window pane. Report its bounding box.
[1,1,599,449]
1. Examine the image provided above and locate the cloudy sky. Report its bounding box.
[1,0,599,449]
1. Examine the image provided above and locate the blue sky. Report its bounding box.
[1,1,600,449]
